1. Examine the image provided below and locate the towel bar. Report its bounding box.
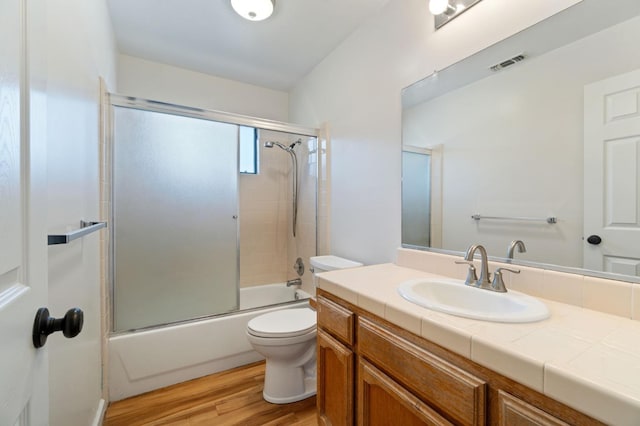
[48,221,107,245]
[471,214,557,224]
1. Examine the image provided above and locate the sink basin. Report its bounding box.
[397,278,549,323]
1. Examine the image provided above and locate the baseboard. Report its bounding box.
[91,399,107,426]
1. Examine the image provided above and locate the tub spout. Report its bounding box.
[286,278,302,287]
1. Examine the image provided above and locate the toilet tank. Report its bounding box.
[310,255,363,287]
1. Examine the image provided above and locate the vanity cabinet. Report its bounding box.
[316,291,603,426]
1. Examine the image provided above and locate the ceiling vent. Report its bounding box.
[490,54,526,72]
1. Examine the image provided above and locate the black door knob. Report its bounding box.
[32,307,84,348]
[587,235,602,245]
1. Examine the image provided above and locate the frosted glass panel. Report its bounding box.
[113,107,239,331]
[402,151,431,247]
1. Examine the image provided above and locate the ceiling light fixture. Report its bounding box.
[429,0,483,29]
[231,0,275,22]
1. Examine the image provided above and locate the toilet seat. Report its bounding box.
[247,308,316,338]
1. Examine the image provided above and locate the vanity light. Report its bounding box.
[429,0,456,16]
[430,0,482,29]
[231,0,275,21]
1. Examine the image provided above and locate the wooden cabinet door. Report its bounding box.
[358,359,453,426]
[318,329,355,425]
[498,391,570,426]
[358,318,486,426]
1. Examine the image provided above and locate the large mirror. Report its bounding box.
[402,0,640,282]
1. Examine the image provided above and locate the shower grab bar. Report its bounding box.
[48,221,107,245]
[471,214,557,224]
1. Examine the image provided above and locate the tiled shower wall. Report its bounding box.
[287,134,320,291]
[239,130,290,287]
[240,129,319,289]
[316,124,330,257]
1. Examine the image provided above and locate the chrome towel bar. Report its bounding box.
[48,221,107,245]
[471,214,557,224]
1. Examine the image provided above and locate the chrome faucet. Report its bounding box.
[463,244,492,289]
[455,244,520,292]
[286,278,302,287]
[507,240,527,259]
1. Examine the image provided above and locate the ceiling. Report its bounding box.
[107,0,391,91]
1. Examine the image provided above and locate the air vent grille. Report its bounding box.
[490,54,527,72]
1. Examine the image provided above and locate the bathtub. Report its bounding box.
[108,284,311,401]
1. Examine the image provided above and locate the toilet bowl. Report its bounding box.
[246,308,317,404]
[246,255,363,404]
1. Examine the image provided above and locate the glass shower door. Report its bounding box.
[112,107,239,331]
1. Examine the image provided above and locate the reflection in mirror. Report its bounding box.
[401,0,640,282]
[402,147,431,247]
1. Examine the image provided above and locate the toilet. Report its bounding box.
[246,255,363,404]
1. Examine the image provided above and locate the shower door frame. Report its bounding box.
[106,94,320,332]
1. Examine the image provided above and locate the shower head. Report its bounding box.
[288,138,302,150]
[264,141,291,151]
[264,139,302,151]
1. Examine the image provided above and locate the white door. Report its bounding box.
[0,0,49,424]
[584,69,640,276]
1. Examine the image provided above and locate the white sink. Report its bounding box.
[397,278,549,323]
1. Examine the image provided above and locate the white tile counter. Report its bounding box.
[317,262,640,426]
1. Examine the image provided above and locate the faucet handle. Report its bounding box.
[491,267,520,293]
[455,260,478,286]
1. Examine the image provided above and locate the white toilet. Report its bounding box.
[246,255,363,404]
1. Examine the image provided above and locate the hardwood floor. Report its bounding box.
[104,362,318,425]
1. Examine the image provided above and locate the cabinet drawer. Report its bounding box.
[317,296,355,345]
[358,318,486,426]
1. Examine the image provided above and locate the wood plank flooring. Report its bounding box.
[104,362,317,425]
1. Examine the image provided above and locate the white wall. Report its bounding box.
[44,0,117,425]
[289,0,581,265]
[118,55,289,121]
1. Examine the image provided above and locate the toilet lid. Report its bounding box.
[247,308,316,338]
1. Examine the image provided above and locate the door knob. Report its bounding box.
[32,307,84,348]
[587,235,602,245]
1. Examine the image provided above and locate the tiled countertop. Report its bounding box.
[317,263,640,426]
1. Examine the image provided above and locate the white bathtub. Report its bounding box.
[240,283,309,309]
[108,284,311,401]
